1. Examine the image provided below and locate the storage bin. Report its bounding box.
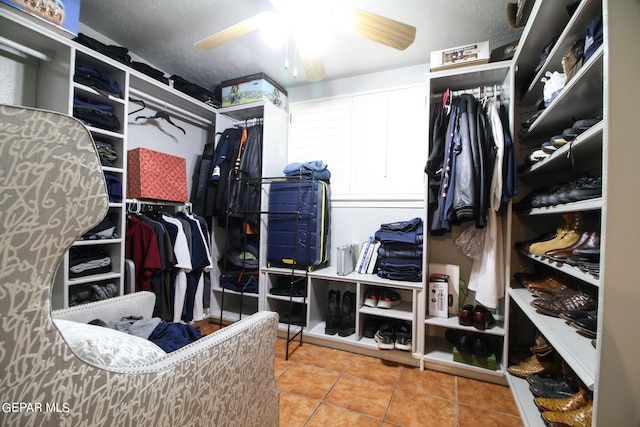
[127,148,188,202]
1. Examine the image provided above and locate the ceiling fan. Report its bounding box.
[193,0,416,82]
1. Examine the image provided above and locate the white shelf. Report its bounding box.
[212,286,260,299]
[507,374,546,427]
[68,272,122,285]
[266,293,306,304]
[509,288,596,390]
[520,47,603,143]
[518,251,600,287]
[424,315,506,337]
[72,238,123,247]
[523,197,603,215]
[359,301,414,322]
[422,336,504,376]
[520,0,603,105]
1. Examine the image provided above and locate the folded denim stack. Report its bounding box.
[373,217,423,282]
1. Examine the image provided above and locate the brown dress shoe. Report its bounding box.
[535,388,589,412]
[458,304,474,326]
[542,401,592,426]
[531,293,597,317]
[473,305,495,330]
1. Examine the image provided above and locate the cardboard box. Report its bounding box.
[1,0,81,35]
[221,73,288,111]
[428,281,449,318]
[430,41,490,71]
[452,347,497,371]
[127,148,188,202]
[428,263,460,317]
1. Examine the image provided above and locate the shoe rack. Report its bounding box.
[506,0,634,426]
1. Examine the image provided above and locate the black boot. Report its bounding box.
[338,291,356,337]
[325,289,340,335]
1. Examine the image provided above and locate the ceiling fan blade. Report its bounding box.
[335,5,416,51]
[299,49,326,82]
[194,11,276,50]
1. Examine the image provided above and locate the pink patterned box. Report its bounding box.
[127,148,188,202]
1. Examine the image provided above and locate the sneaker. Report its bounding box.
[363,316,381,339]
[394,322,412,351]
[377,289,402,309]
[363,286,380,308]
[374,323,395,350]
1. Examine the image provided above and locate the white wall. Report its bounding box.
[288,63,429,102]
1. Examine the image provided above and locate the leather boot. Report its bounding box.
[541,401,592,426]
[529,213,584,257]
[338,291,355,337]
[325,289,341,335]
[535,388,590,412]
[546,213,600,261]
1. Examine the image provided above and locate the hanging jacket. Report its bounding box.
[228,125,263,225]
[452,94,483,224]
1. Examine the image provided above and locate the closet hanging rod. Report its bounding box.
[231,117,263,127]
[126,198,192,210]
[0,36,52,62]
[128,88,213,128]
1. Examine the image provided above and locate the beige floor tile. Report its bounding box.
[457,377,520,416]
[276,362,341,400]
[385,388,457,427]
[275,337,315,361]
[306,404,383,427]
[324,374,394,420]
[345,354,402,385]
[458,404,524,427]
[278,391,320,427]
[396,366,456,401]
[274,357,294,378]
[299,344,356,372]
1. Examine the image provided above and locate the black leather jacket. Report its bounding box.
[452,94,489,228]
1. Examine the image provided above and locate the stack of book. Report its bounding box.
[355,237,381,274]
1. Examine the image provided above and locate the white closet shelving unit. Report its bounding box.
[421,61,514,384]
[508,0,640,425]
[0,5,217,309]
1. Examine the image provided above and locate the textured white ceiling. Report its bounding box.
[79,0,521,90]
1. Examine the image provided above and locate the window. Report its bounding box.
[288,85,427,202]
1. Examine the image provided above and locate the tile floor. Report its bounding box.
[196,321,523,427]
[274,338,523,427]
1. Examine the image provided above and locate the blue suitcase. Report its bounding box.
[267,180,330,271]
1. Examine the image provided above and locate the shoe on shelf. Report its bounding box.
[559,309,597,322]
[394,322,412,351]
[375,323,395,350]
[377,289,402,309]
[473,305,496,330]
[529,213,584,256]
[363,286,380,308]
[541,401,593,427]
[570,316,598,338]
[337,291,356,337]
[445,329,472,354]
[530,332,554,357]
[535,388,590,412]
[472,334,493,357]
[530,382,580,399]
[458,304,474,326]
[362,316,381,339]
[531,292,597,317]
[325,289,341,335]
[507,354,556,379]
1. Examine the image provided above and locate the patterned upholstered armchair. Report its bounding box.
[0,104,279,427]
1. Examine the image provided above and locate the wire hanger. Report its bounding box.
[135,107,186,134]
[128,97,146,116]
